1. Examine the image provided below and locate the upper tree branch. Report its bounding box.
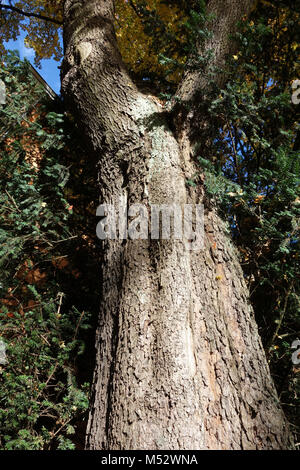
[0,4,62,26]
[176,0,256,105]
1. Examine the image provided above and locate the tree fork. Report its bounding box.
[62,0,293,450]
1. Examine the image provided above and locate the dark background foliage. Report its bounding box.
[0,53,99,449]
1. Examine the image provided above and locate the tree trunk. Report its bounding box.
[62,0,293,450]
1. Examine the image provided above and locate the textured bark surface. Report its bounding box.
[177,0,256,102]
[62,0,293,450]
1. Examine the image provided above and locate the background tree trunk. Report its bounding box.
[62,0,293,450]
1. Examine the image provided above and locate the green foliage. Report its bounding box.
[0,304,90,450]
[115,0,213,93]
[0,52,95,450]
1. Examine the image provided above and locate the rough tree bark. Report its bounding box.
[62,0,293,449]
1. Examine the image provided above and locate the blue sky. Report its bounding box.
[4,30,62,95]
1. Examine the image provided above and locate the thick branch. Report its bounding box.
[177,0,256,104]
[62,0,147,154]
[0,4,62,26]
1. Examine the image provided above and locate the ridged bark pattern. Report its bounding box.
[62,0,293,450]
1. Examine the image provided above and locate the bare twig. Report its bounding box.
[73,310,85,341]
[269,282,295,353]
[5,190,21,212]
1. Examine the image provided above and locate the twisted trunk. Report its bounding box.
[62,0,293,450]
